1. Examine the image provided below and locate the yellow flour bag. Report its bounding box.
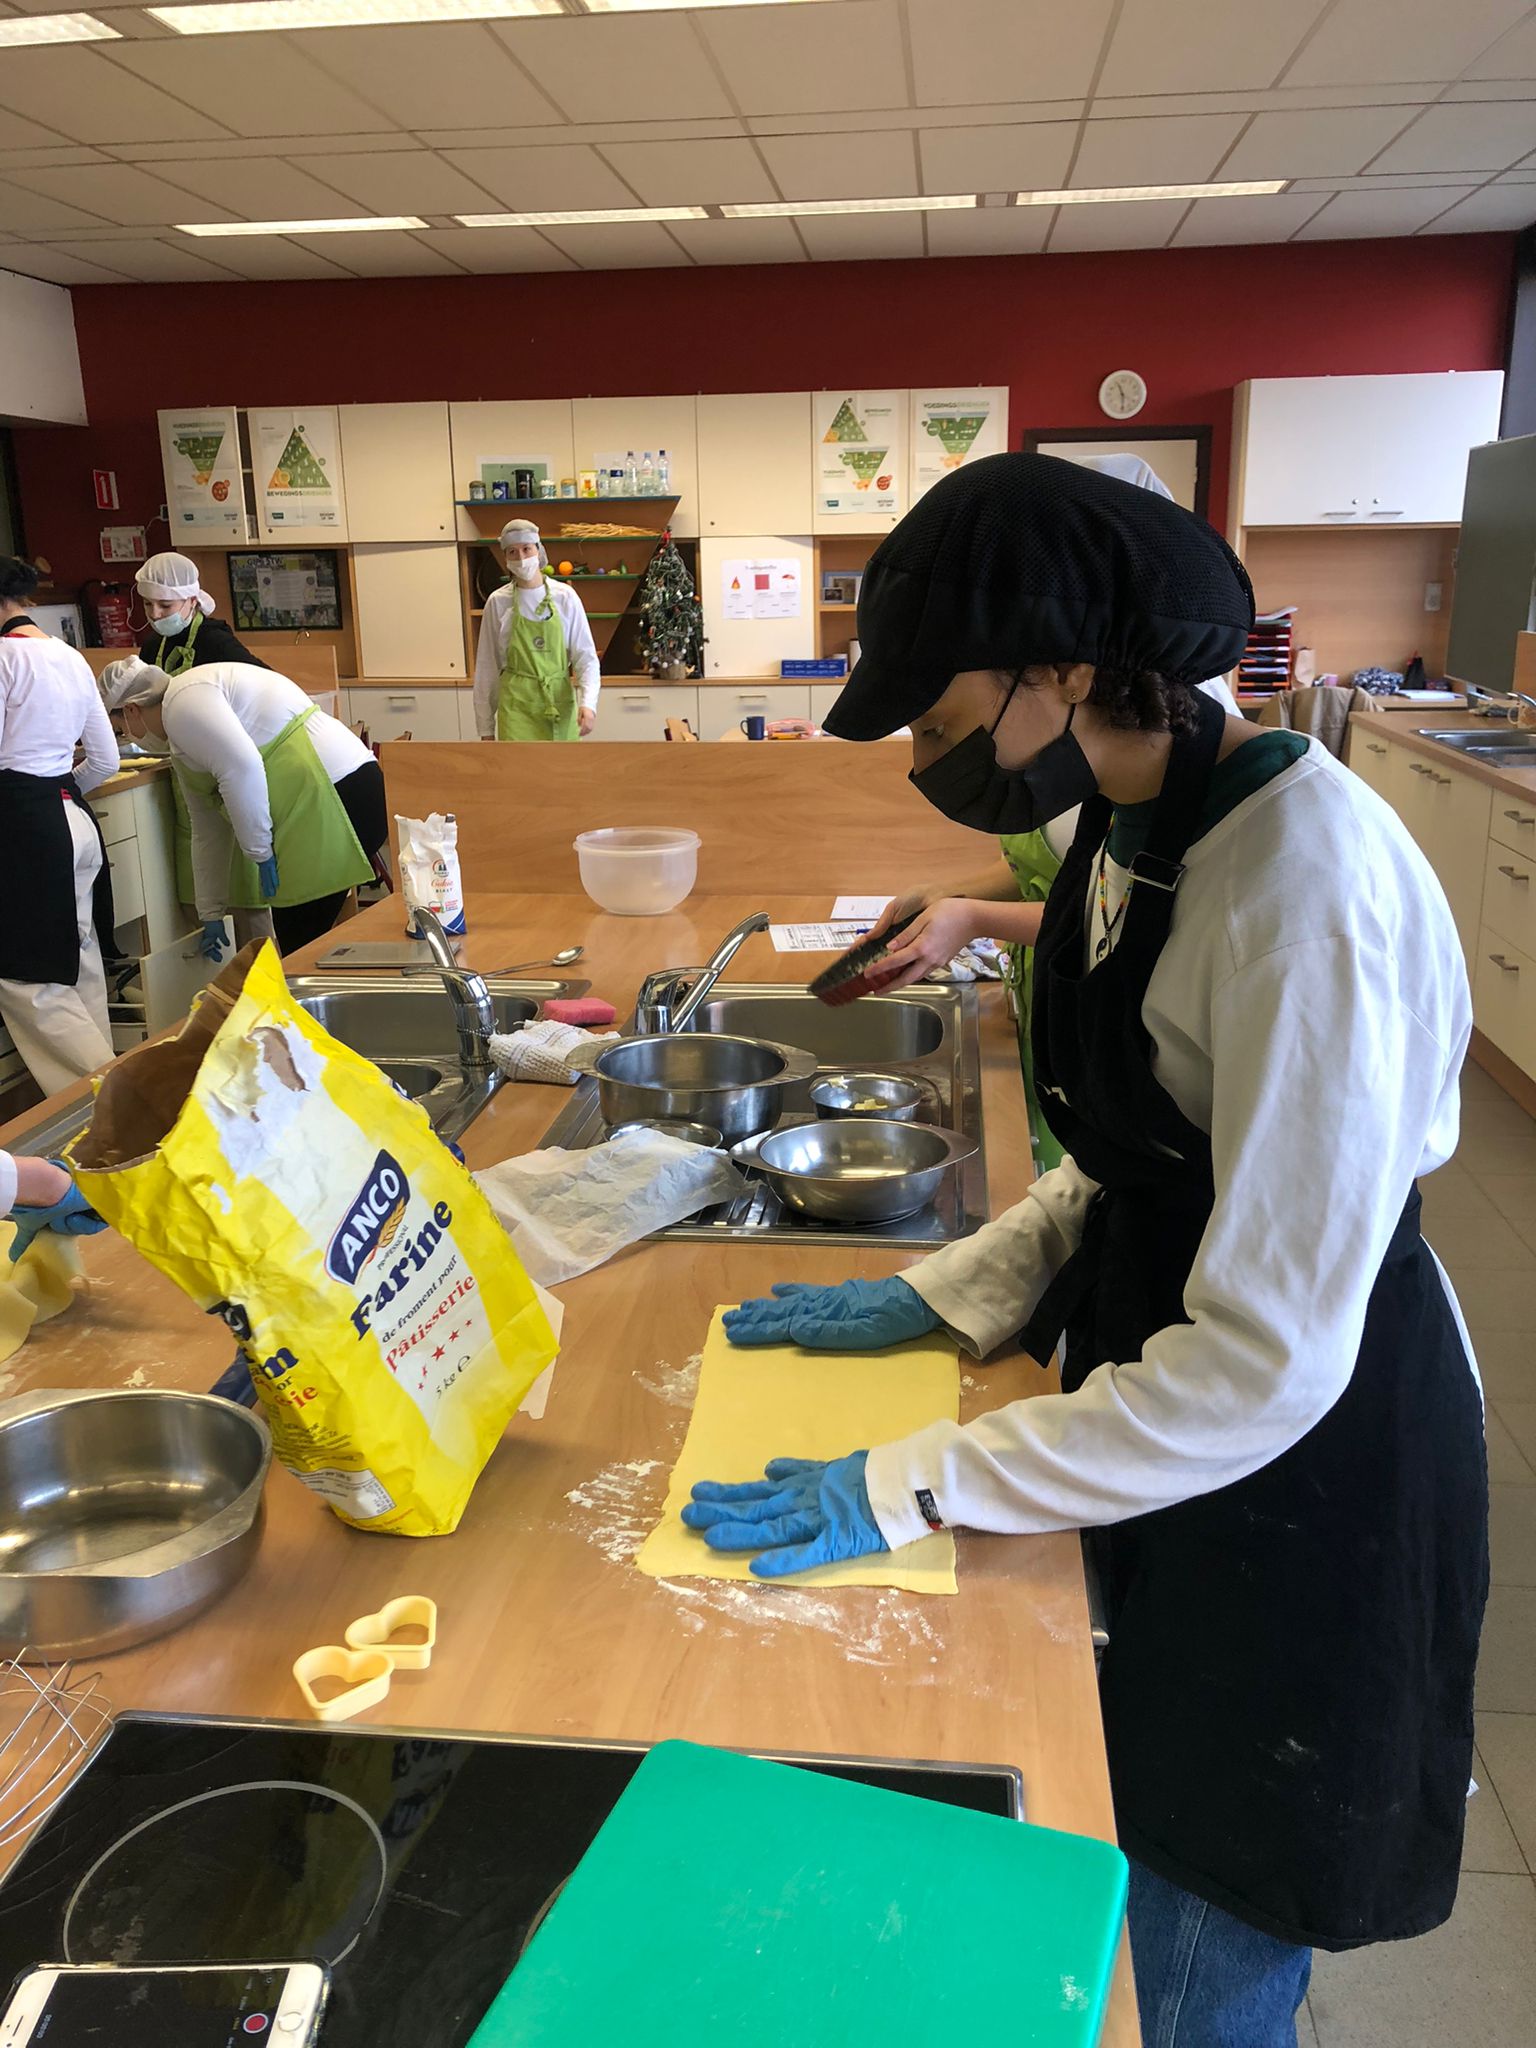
[69,941,557,1536]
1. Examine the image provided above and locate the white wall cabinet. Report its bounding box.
[339,402,455,542]
[590,686,698,741]
[352,542,465,679]
[695,683,811,741]
[448,400,576,540]
[697,393,814,535]
[697,535,815,676]
[1232,373,1504,532]
[573,397,699,537]
[346,686,465,742]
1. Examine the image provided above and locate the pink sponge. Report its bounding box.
[541,996,617,1026]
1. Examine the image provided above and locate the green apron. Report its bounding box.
[495,584,579,742]
[998,829,1065,1174]
[158,607,205,678]
[174,707,373,911]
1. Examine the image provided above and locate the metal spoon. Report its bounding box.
[495,946,585,974]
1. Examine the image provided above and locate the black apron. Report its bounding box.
[1022,692,1488,1951]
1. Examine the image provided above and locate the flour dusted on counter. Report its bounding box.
[398,810,466,937]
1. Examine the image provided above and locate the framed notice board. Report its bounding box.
[228,549,343,632]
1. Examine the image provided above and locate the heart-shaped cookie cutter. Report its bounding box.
[293,1644,393,1724]
[344,1594,438,1672]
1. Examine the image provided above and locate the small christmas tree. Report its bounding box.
[635,532,704,678]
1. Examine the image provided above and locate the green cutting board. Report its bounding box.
[469,1741,1127,2045]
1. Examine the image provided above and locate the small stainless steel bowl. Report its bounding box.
[732,1118,976,1225]
[0,1389,271,1662]
[810,1072,924,1122]
[608,1117,723,1148]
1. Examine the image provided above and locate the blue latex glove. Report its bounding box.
[257,855,280,900]
[682,1451,888,1580]
[7,1164,106,1263]
[723,1276,940,1351]
[199,919,227,962]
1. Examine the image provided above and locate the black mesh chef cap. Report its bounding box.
[825,452,1255,741]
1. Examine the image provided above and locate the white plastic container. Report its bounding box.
[574,827,700,916]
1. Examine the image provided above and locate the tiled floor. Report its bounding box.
[1305,1058,1536,2046]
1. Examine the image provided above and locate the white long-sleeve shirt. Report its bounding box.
[865,741,1476,1549]
[0,636,118,793]
[473,577,601,736]
[0,1152,16,1219]
[163,662,372,918]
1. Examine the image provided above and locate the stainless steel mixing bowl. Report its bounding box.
[731,1118,977,1224]
[0,1389,272,1661]
[607,1118,724,1148]
[809,1072,926,1122]
[580,1033,817,1145]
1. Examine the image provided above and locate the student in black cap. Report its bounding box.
[683,455,1488,2047]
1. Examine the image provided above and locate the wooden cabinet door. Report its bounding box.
[448,401,575,539]
[1401,755,1491,963]
[352,542,466,679]
[346,687,465,742]
[1346,727,1408,806]
[1361,372,1503,526]
[590,687,698,740]
[339,402,454,542]
[1236,379,1372,526]
[572,397,699,536]
[697,392,813,534]
[694,684,811,741]
[1473,924,1536,1073]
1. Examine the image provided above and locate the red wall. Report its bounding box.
[13,232,1515,592]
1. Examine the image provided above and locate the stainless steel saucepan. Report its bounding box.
[569,1033,818,1146]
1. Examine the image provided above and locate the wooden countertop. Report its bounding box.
[91,760,170,796]
[1349,709,1536,802]
[0,889,1136,2043]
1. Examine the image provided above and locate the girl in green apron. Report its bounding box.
[473,520,601,743]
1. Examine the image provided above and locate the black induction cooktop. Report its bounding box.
[0,1715,1022,2048]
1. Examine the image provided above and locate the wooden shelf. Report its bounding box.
[455,495,675,509]
[818,602,857,613]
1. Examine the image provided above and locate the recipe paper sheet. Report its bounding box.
[635,1307,959,1593]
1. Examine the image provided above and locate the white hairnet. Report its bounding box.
[1080,453,1174,501]
[499,519,548,570]
[99,656,171,711]
[135,550,216,615]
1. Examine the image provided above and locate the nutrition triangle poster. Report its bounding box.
[813,391,905,521]
[158,406,243,536]
[250,406,346,537]
[909,388,1009,503]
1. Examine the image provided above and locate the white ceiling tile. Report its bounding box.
[1284,0,1532,87]
[0,177,114,232]
[6,163,238,227]
[439,144,636,212]
[1428,184,1536,230]
[0,244,131,284]
[498,16,735,123]
[192,236,355,280]
[535,220,690,269]
[1221,106,1420,181]
[1294,185,1475,237]
[1290,171,1485,190]
[1465,13,1536,77]
[597,137,776,208]
[287,151,503,217]
[908,0,1115,107]
[794,209,925,261]
[752,101,1081,135]
[924,205,1052,255]
[756,130,918,202]
[665,216,806,265]
[286,229,465,277]
[919,121,1075,194]
[1170,190,1333,245]
[147,157,368,220]
[124,134,410,162]
[1070,113,1248,188]
[412,226,576,273]
[0,48,229,145]
[42,236,244,282]
[697,0,910,117]
[1047,197,1188,250]
[287,23,559,131]
[1367,101,1536,174]
[0,108,66,151]
[1099,0,1329,95]
[104,36,397,141]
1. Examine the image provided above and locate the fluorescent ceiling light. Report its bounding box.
[582,2,826,12]
[178,216,427,235]
[149,0,561,33]
[456,206,708,226]
[0,13,120,45]
[722,194,977,218]
[1016,180,1288,206]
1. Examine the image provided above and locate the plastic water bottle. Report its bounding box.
[639,451,656,494]
[656,448,670,494]
[623,451,638,494]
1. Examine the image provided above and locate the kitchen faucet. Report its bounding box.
[1465,681,1536,719]
[634,911,771,1034]
[413,907,495,1075]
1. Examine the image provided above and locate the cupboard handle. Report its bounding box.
[1498,865,1531,883]
[1488,955,1520,974]
[1504,810,1536,825]
[1409,762,1430,774]
[1366,743,1388,755]
[1368,502,1405,517]
[1322,501,1359,517]
[620,693,651,701]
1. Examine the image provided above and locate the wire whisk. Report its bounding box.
[0,1656,111,1853]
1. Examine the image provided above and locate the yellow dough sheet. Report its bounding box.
[0,1224,84,1366]
[636,1305,958,1594]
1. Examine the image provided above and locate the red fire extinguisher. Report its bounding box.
[83,580,136,647]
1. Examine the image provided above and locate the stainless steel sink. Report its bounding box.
[539,982,988,1248]
[1418,726,1536,754]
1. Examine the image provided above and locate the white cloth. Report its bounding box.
[1080,453,1175,499]
[0,637,118,791]
[473,579,601,734]
[489,1020,618,1085]
[0,1153,15,1218]
[135,551,215,615]
[161,663,372,919]
[0,803,113,1094]
[864,741,1476,1549]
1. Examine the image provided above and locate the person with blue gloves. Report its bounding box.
[1,1153,106,1261]
[684,454,1487,2048]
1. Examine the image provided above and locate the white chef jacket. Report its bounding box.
[865,740,1477,1548]
[0,636,118,793]
[473,578,601,736]
[162,663,373,919]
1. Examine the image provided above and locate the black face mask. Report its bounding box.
[909,694,1098,834]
